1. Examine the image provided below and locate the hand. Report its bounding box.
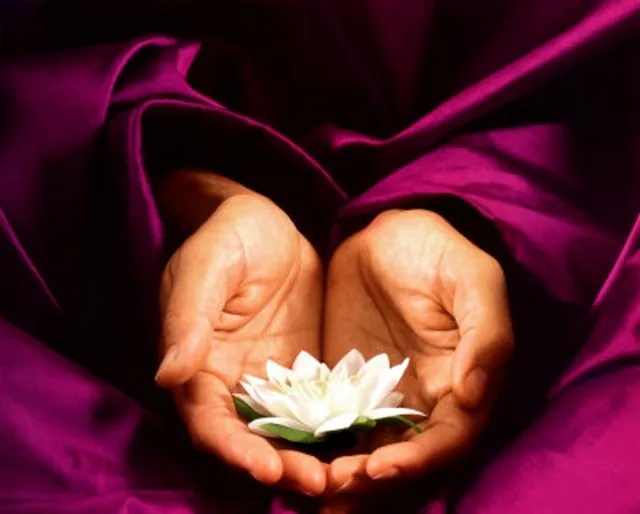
[323,209,513,496]
[155,172,326,495]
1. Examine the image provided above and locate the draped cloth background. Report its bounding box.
[2,0,640,512]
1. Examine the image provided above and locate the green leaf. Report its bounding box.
[233,396,265,421]
[351,416,377,430]
[388,415,423,434]
[261,423,324,444]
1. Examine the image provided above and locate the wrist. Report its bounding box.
[155,169,261,237]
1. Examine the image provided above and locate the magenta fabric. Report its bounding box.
[2,0,640,512]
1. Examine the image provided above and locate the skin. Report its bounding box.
[155,170,326,495]
[154,170,514,505]
[320,209,513,511]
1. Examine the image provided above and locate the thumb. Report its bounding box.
[155,226,241,388]
[451,261,514,409]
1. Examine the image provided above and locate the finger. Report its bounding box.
[156,226,242,387]
[177,371,283,485]
[278,450,327,496]
[365,394,481,480]
[452,257,514,408]
[327,455,369,494]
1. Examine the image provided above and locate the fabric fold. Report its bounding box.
[2,1,640,512]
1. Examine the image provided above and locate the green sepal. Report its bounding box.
[386,415,423,434]
[233,396,266,421]
[261,423,324,444]
[350,416,377,430]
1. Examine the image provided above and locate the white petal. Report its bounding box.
[239,381,265,409]
[266,360,292,385]
[319,363,331,381]
[359,353,391,379]
[289,397,329,430]
[242,374,266,387]
[362,358,410,411]
[248,417,310,438]
[350,353,392,411]
[292,351,323,380]
[327,382,361,415]
[379,392,404,408]
[249,385,298,419]
[233,394,270,416]
[353,372,382,412]
[367,407,427,420]
[314,413,359,436]
[361,377,396,412]
[387,358,410,390]
[330,349,366,379]
[241,382,290,417]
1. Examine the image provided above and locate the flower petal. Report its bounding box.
[330,349,366,380]
[362,358,410,412]
[359,353,391,380]
[379,392,404,408]
[266,360,292,385]
[367,407,427,420]
[387,358,410,390]
[248,417,310,438]
[239,381,262,405]
[353,373,382,412]
[314,413,360,436]
[239,381,279,416]
[327,381,361,414]
[292,351,323,380]
[233,394,270,416]
[289,397,329,431]
[247,384,299,419]
[319,363,331,381]
[242,374,266,387]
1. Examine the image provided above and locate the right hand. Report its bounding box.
[155,189,326,495]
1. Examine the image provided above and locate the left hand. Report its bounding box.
[322,209,514,497]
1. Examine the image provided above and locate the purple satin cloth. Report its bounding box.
[2,0,640,512]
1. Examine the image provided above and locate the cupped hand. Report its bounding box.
[155,178,326,495]
[323,209,514,495]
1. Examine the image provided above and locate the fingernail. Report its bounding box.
[465,368,488,406]
[371,468,399,480]
[155,345,179,381]
[336,478,354,493]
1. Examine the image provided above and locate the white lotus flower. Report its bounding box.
[233,350,426,441]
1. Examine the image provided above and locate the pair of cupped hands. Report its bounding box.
[154,170,513,502]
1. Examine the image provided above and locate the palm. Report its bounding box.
[159,195,325,494]
[201,216,322,390]
[323,210,513,495]
[325,273,457,419]
[325,216,458,423]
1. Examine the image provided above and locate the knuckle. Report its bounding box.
[369,208,403,228]
[362,210,404,245]
[361,212,401,254]
[481,253,506,281]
